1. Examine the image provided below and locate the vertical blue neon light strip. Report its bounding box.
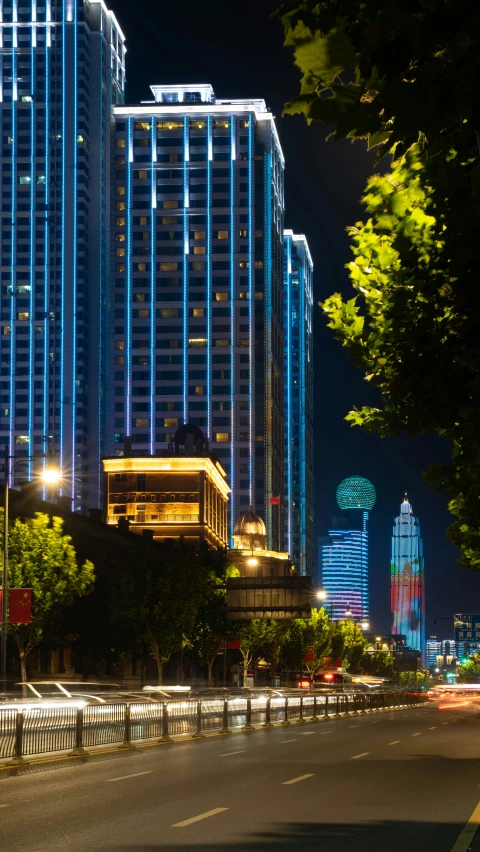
[229,114,235,538]
[248,117,253,505]
[9,1,17,473]
[150,117,156,455]
[300,250,306,571]
[126,117,132,437]
[264,149,272,534]
[59,0,67,483]
[286,235,292,559]
[28,11,35,479]
[206,115,212,440]
[43,2,50,477]
[96,28,104,505]
[71,0,78,502]
[183,115,188,427]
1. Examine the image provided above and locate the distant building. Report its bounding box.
[319,476,376,621]
[391,494,425,663]
[283,230,314,576]
[102,425,230,549]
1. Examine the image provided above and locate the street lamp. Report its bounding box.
[360,621,370,631]
[316,590,333,619]
[1,447,60,692]
[345,604,352,618]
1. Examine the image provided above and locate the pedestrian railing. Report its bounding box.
[0,691,427,764]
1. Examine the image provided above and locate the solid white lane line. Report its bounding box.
[429,726,437,730]
[173,808,229,828]
[219,750,247,757]
[411,732,421,737]
[279,739,297,743]
[388,740,401,745]
[351,752,370,760]
[107,771,153,783]
[282,774,315,786]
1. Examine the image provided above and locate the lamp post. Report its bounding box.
[316,589,333,619]
[1,447,60,693]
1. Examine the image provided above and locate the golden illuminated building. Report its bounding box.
[103,427,230,549]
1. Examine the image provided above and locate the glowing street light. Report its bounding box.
[360,621,370,631]
[246,557,258,568]
[316,590,327,601]
[41,468,61,486]
[345,604,352,618]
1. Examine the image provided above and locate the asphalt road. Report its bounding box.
[1,701,479,852]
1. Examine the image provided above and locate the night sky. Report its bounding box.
[112,0,480,635]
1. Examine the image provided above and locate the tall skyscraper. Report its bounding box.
[106,84,285,548]
[319,476,376,621]
[391,494,426,662]
[283,230,313,575]
[0,0,125,510]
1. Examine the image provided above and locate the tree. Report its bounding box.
[303,607,331,675]
[279,1,480,568]
[2,511,94,683]
[237,620,272,688]
[257,620,291,682]
[279,618,310,675]
[457,654,480,683]
[112,543,210,685]
[193,563,238,686]
[358,650,395,679]
[329,620,367,671]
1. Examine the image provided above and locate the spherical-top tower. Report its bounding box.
[320,476,376,623]
[336,476,376,512]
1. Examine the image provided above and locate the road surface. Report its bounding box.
[0,701,479,851]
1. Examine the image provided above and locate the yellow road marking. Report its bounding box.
[450,802,480,851]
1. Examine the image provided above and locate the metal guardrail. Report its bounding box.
[0,691,427,764]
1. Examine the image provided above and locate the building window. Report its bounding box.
[190,121,206,130]
[160,309,178,318]
[192,308,204,317]
[15,435,29,444]
[134,121,151,131]
[215,433,229,442]
[17,312,29,321]
[135,170,148,179]
[116,248,125,257]
[189,338,207,347]
[194,386,204,395]
[117,138,126,148]
[115,356,125,365]
[193,246,205,255]
[117,202,126,211]
[157,120,183,130]
[116,227,126,235]
[193,231,206,240]
[215,292,228,301]
[164,418,178,427]
[213,120,230,129]
[162,200,179,209]
[117,186,126,196]
[159,262,178,272]
[115,341,125,350]
[216,230,228,239]
[134,418,149,427]
[137,309,149,318]
[116,264,125,273]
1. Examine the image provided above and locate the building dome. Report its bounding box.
[232,507,267,550]
[233,507,266,538]
[174,424,206,454]
[336,476,376,511]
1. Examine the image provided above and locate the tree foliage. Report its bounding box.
[279,0,480,569]
[456,653,480,683]
[1,511,94,681]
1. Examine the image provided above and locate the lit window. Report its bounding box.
[159,262,178,271]
[116,263,125,272]
[116,156,126,165]
[190,262,205,271]
[213,120,230,129]
[215,292,228,301]
[136,170,148,179]
[140,216,148,226]
[134,121,151,131]
[160,309,178,318]
[239,261,250,269]
[117,185,126,196]
[116,202,126,211]
[255,291,264,300]
[137,309,149,318]
[117,138,126,148]
[18,176,31,185]
[116,219,126,228]
[255,229,263,237]
[194,386,204,395]
[193,308,204,317]
[163,200,179,209]
[193,246,205,255]
[239,292,249,299]
[162,217,178,225]
[115,341,125,350]
[214,339,229,347]
[116,248,125,257]
[216,230,228,240]
[254,261,264,269]
[189,338,208,347]
[190,121,205,130]
[17,312,29,321]
[157,121,183,130]
[36,175,46,185]
[194,231,205,240]
[21,95,32,102]
[15,435,29,444]
[240,120,250,128]
[115,356,125,364]
[136,263,147,272]
[240,338,249,347]
[134,418,149,427]
[77,134,85,143]
[164,418,178,427]
[215,433,229,442]
[239,229,248,237]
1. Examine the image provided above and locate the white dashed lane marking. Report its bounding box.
[173,808,229,828]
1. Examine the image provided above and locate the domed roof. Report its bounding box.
[336,476,376,511]
[233,507,266,537]
[174,424,205,444]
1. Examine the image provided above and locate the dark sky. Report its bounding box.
[112,0,480,636]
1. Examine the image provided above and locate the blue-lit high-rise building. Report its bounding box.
[0,0,125,510]
[106,84,285,549]
[283,230,313,575]
[391,495,425,662]
[319,476,376,621]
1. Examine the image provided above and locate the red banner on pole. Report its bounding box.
[0,589,32,623]
[269,496,280,505]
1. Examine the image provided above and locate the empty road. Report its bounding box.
[0,700,479,851]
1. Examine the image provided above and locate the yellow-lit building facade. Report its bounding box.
[103,456,230,550]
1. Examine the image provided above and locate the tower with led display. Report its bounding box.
[319,476,376,621]
[391,494,425,663]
